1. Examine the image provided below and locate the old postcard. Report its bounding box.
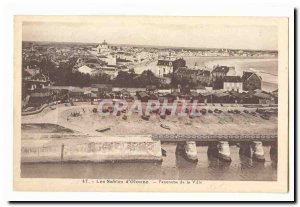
[13,16,289,192]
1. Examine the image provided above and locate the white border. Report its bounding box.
[1,0,295,202]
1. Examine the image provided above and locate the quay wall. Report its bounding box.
[21,139,162,163]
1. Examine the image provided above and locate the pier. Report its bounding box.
[21,133,277,163]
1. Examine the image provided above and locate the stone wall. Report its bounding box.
[21,138,162,163]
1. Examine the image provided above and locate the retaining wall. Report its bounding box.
[21,138,162,163]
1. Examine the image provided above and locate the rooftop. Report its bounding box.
[223,76,242,83]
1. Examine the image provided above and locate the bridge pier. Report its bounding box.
[175,141,198,163]
[238,141,265,161]
[208,141,231,162]
[251,141,265,162]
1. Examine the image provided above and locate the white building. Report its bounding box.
[98,55,117,65]
[156,59,174,77]
[101,67,119,79]
[223,76,243,92]
[95,40,110,54]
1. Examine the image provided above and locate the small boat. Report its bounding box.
[141,115,150,121]
[160,124,170,130]
[260,114,270,120]
[200,108,207,115]
[165,109,172,115]
[160,114,166,119]
[96,127,111,132]
[214,109,222,114]
[233,109,241,114]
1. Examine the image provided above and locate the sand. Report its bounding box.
[22,103,277,137]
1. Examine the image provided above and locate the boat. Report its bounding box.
[160,124,170,130]
[214,109,222,114]
[96,127,111,132]
[260,114,270,120]
[243,110,249,114]
[233,109,240,114]
[200,108,207,115]
[160,114,166,119]
[141,114,150,121]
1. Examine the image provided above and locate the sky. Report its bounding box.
[22,17,278,50]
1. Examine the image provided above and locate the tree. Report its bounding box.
[91,73,111,84]
[136,70,160,87]
[114,71,137,87]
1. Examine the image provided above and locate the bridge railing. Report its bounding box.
[151,134,277,142]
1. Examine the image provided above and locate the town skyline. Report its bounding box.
[22,19,278,51]
[22,40,278,52]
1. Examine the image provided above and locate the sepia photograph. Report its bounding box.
[12,15,289,193]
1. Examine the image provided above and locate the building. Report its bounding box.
[96,40,110,54]
[252,89,275,104]
[26,88,54,108]
[24,65,40,76]
[242,71,262,91]
[23,72,51,91]
[100,67,119,79]
[223,76,243,92]
[156,57,186,77]
[84,58,106,69]
[211,65,234,89]
[91,84,113,98]
[156,59,173,77]
[174,67,211,86]
[98,55,117,65]
[272,89,278,104]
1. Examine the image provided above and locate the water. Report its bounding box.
[21,144,277,181]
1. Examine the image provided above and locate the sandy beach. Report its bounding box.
[22,103,277,137]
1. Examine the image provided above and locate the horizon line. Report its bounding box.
[22,40,278,52]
